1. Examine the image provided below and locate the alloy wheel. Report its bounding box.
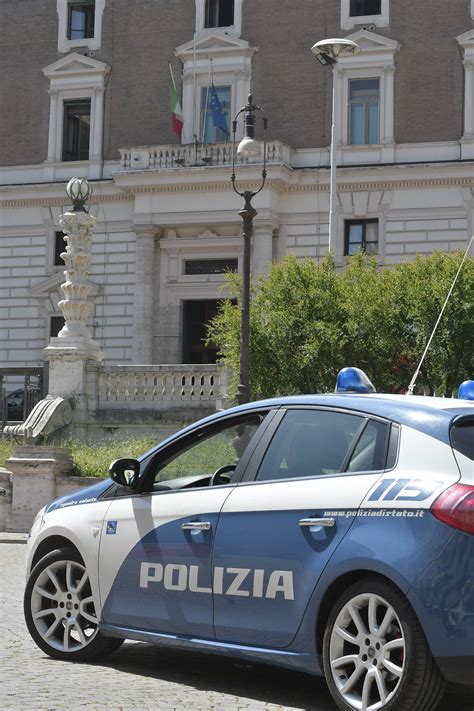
[30,558,98,652]
[329,592,405,710]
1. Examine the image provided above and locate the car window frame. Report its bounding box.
[239,405,395,486]
[130,407,279,496]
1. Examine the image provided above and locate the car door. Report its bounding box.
[212,407,392,648]
[98,410,271,640]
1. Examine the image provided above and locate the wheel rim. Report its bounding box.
[329,592,406,711]
[30,559,98,652]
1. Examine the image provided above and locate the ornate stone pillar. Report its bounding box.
[133,225,161,364]
[252,224,276,277]
[44,179,103,401]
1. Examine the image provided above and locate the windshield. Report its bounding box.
[451,419,474,460]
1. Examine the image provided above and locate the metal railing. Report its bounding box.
[0,367,44,429]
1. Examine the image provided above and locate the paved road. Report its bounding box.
[1,543,473,711]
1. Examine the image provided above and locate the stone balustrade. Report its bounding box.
[118,140,292,170]
[97,364,230,410]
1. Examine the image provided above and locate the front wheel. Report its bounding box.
[322,578,446,711]
[24,547,123,661]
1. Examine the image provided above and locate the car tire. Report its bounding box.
[24,547,124,662]
[322,578,446,711]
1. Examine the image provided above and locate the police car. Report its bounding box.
[24,369,474,711]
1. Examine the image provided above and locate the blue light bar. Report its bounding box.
[458,380,474,401]
[336,367,376,394]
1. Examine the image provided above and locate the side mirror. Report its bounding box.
[109,458,140,489]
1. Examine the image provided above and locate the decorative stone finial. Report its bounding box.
[66,177,92,212]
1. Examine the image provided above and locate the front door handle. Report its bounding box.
[181,521,212,531]
[299,517,335,528]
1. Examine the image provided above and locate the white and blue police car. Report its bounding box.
[24,369,474,711]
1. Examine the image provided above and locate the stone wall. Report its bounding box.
[1,447,102,532]
[0,0,471,165]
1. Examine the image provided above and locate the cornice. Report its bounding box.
[0,193,130,208]
[3,175,474,208]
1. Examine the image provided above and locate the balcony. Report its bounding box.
[118,140,292,171]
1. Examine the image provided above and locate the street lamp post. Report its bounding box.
[231,94,267,405]
[311,39,360,254]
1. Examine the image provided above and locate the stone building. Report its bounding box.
[1,0,474,372]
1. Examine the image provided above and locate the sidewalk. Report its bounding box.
[0,532,28,544]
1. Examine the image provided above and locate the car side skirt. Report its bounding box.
[99,623,318,675]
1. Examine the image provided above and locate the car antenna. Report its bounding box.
[406,235,473,396]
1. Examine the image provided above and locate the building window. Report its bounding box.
[350,0,381,16]
[50,316,65,338]
[341,0,389,29]
[200,85,231,143]
[185,259,238,275]
[195,0,242,35]
[54,231,67,266]
[62,99,91,161]
[345,219,379,255]
[349,78,379,145]
[205,0,234,27]
[67,0,95,40]
[57,0,105,53]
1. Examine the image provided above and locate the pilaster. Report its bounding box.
[133,225,162,364]
[252,223,277,277]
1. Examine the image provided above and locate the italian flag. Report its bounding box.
[169,64,184,137]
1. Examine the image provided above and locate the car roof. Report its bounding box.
[143,393,474,459]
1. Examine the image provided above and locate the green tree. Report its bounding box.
[208,251,474,400]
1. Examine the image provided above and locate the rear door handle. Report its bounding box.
[181,521,212,531]
[299,517,335,528]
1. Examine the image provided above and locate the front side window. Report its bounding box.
[62,99,91,161]
[256,409,364,482]
[67,0,95,40]
[200,85,231,143]
[350,0,381,16]
[152,415,264,485]
[349,78,379,145]
[345,219,379,256]
[205,0,234,27]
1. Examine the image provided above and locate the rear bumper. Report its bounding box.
[435,656,474,684]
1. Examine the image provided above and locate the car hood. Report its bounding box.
[45,479,114,513]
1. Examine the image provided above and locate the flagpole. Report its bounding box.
[201,59,212,144]
[169,62,176,90]
[193,32,197,154]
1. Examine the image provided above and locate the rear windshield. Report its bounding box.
[451,419,474,460]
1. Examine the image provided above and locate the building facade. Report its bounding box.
[1,0,474,370]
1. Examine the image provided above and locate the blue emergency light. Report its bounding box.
[458,380,474,400]
[335,367,376,394]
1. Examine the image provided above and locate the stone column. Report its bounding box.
[463,59,474,139]
[43,201,103,407]
[132,225,160,364]
[46,88,59,163]
[252,224,276,277]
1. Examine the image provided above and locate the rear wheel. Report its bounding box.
[322,578,446,711]
[24,547,123,661]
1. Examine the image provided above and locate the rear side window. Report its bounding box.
[256,409,363,482]
[347,419,390,472]
[451,420,474,460]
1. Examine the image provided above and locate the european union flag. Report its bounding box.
[209,83,229,136]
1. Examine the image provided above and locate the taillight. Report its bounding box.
[431,484,474,535]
